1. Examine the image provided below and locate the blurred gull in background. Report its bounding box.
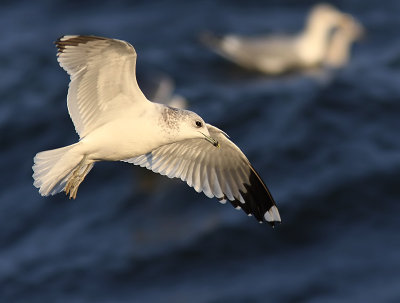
[202,3,362,75]
[140,71,187,109]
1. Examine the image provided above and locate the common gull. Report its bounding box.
[202,4,352,74]
[32,35,281,226]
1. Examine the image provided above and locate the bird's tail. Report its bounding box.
[33,144,93,198]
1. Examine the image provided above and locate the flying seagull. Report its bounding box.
[32,35,281,226]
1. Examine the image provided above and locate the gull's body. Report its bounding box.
[202,4,351,74]
[78,104,169,160]
[33,35,281,225]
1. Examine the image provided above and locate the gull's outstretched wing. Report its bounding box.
[123,124,281,226]
[55,35,148,137]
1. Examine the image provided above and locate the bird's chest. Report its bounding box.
[83,114,171,161]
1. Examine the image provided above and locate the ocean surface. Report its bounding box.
[1,0,400,302]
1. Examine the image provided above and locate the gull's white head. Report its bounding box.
[161,107,219,147]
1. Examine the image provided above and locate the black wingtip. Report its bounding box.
[54,35,107,54]
[54,35,66,53]
[225,165,281,228]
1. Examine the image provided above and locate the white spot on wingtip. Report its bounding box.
[219,199,227,204]
[264,211,273,222]
[60,35,77,41]
[272,205,281,222]
[235,206,241,210]
[248,214,252,217]
[264,205,281,222]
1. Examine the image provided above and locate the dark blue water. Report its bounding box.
[1,0,400,302]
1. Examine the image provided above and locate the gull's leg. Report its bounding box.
[65,160,83,197]
[69,163,93,199]
[65,156,93,199]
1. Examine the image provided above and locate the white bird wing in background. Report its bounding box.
[123,124,281,225]
[55,35,147,138]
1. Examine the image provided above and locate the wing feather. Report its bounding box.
[55,35,148,137]
[123,124,280,225]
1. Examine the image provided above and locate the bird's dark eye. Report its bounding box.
[195,120,203,128]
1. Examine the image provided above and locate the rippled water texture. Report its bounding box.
[1,0,400,302]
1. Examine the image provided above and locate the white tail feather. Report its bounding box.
[33,144,91,197]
